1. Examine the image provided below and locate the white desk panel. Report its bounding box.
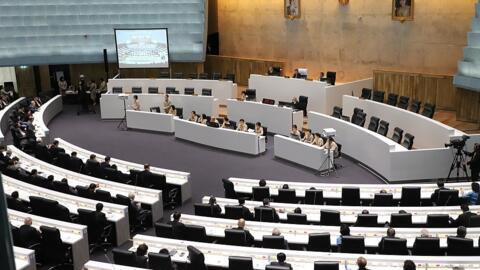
[126,110,175,133]
[0,97,26,145]
[178,214,480,248]
[2,175,129,245]
[174,119,266,155]
[9,209,88,270]
[83,261,147,270]
[273,135,331,171]
[33,95,63,143]
[226,99,303,136]
[54,138,192,203]
[13,246,36,270]
[132,235,480,270]
[7,145,163,224]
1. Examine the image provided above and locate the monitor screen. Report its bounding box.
[115,29,169,69]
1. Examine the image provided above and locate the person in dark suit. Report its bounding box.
[85,183,98,198]
[100,156,112,169]
[258,199,279,222]
[92,203,107,227]
[208,196,222,217]
[61,178,77,195]
[9,191,31,213]
[33,140,51,163]
[18,217,41,248]
[466,143,480,182]
[272,228,289,250]
[377,227,398,252]
[455,226,467,238]
[28,169,44,185]
[48,140,65,160]
[268,252,292,270]
[450,204,477,227]
[85,154,100,176]
[169,212,186,240]
[430,179,449,204]
[403,260,416,270]
[138,164,153,187]
[238,198,253,220]
[128,193,150,228]
[135,243,148,268]
[69,152,84,173]
[233,218,255,246]
[356,256,370,270]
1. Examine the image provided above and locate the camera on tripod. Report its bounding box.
[445,135,470,179]
[445,135,470,150]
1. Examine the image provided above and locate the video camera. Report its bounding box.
[445,135,470,150]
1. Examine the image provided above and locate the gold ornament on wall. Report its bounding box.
[284,0,301,20]
[339,0,349,5]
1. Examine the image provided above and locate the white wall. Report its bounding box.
[0,67,17,93]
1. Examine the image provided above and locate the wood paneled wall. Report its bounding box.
[204,55,285,86]
[456,87,480,123]
[373,70,456,111]
[14,67,36,97]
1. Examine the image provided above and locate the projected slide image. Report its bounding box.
[115,29,169,68]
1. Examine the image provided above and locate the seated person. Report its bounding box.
[254,122,263,136]
[18,217,41,248]
[9,191,31,213]
[454,226,467,238]
[403,260,416,270]
[69,151,84,172]
[268,252,292,270]
[238,198,254,220]
[450,204,476,227]
[100,156,112,169]
[208,196,222,217]
[311,132,324,147]
[221,117,231,129]
[92,203,107,227]
[259,179,267,187]
[131,95,141,111]
[292,69,301,79]
[357,257,369,270]
[290,125,301,139]
[336,224,350,248]
[291,97,299,110]
[271,228,289,249]
[168,105,177,116]
[430,179,449,203]
[236,119,248,132]
[169,212,186,239]
[48,140,65,160]
[128,193,151,228]
[135,243,148,268]
[377,227,399,252]
[198,114,208,125]
[233,218,255,246]
[463,182,479,205]
[238,91,246,101]
[259,199,279,222]
[301,129,314,143]
[163,94,172,113]
[188,111,198,122]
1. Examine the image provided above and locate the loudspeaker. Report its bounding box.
[103,49,109,74]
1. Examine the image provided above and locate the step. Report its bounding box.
[463,47,480,62]
[454,74,480,91]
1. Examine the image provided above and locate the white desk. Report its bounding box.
[226,99,303,136]
[204,196,478,225]
[55,138,192,203]
[9,209,88,270]
[2,175,129,245]
[32,95,63,143]
[308,111,456,182]
[8,145,163,224]
[174,119,266,155]
[228,177,475,201]
[248,74,372,113]
[83,261,147,270]
[274,135,331,171]
[13,246,36,270]
[132,235,480,270]
[100,93,219,120]
[0,97,26,145]
[126,110,175,133]
[178,214,479,248]
[107,78,237,104]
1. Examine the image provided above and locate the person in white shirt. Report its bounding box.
[255,122,264,136]
[301,129,314,143]
[198,114,208,125]
[131,95,140,111]
[311,133,324,147]
[237,119,248,132]
[189,111,198,122]
[321,137,338,155]
[168,105,177,116]
[163,94,172,113]
[221,117,231,129]
[58,76,68,96]
[290,125,301,139]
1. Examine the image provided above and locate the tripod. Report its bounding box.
[318,144,337,176]
[447,147,469,180]
[117,98,127,130]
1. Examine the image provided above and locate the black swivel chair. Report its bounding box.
[194,203,216,217]
[437,190,459,206]
[245,89,256,101]
[212,72,222,80]
[372,193,393,206]
[352,111,366,127]
[155,223,173,238]
[39,226,73,268]
[354,214,379,227]
[113,248,137,267]
[341,187,360,206]
[372,90,385,102]
[307,233,331,252]
[148,252,173,270]
[320,210,341,226]
[412,237,442,255]
[225,205,245,220]
[340,236,365,254]
[386,93,398,106]
[166,87,176,94]
[112,87,123,93]
[173,72,183,79]
[421,103,436,118]
[426,214,450,228]
[360,88,372,99]
[391,127,404,144]
[351,108,363,123]
[55,152,71,169]
[400,186,421,206]
[254,207,278,222]
[148,87,159,94]
[314,261,339,270]
[380,238,408,255]
[377,120,389,136]
[287,213,307,224]
[305,189,324,205]
[277,189,297,203]
[225,73,235,82]
[184,88,195,95]
[398,96,410,109]
[401,133,415,150]
[262,235,287,249]
[202,88,212,96]
[159,71,170,78]
[298,95,308,116]
[199,73,209,80]
[229,256,253,270]
[94,189,112,203]
[132,87,142,93]
[331,106,343,119]
[367,116,380,132]
[409,100,421,113]
[188,73,198,79]
[447,236,474,256]
[185,224,208,242]
[390,213,413,227]
[222,178,236,198]
[52,181,71,194]
[187,245,207,270]
[252,186,270,201]
[225,229,249,246]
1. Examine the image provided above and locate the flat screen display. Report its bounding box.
[115,29,169,69]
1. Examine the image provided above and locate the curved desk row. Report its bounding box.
[308,111,455,182]
[204,197,475,225]
[126,110,175,133]
[100,93,219,120]
[55,138,191,203]
[33,95,63,143]
[274,135,331,171]
[226,99,304,136]
[179,214,480,248]
[174,119,266,155]
[9,209,88,270]
[8,145,163,223]
[13,246,35,270]
[0,97,26,145]
[2,175,129,245]
[107,78,237,104]
[132,235,480,270]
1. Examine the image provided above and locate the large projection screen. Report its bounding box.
[115,29,170,69]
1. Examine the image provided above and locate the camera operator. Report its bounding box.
[465,143,480,182]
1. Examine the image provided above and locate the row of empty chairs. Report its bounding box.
[112,86,213,96]
[360,88,436,119]
[158,71,235,82]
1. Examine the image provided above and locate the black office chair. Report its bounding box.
[55,152,71,169]
[305,189,324,205]
[377,120,389,136]
[113,248,137,267]
[401,133,415,150]
[360,88,372,99]
[254,207,278,222]
[410,100,421,113]
[39,225,73,268]
[391,127,404,144]
[307,233,331,252]
[340,236,365,254]
[94,189,112,203]
[355,214,379,227]
[252,186,270,201]
[331,106,343,119]
[400,186,421,206]
[166,87,177,94]
[52,180,71,194]
[212,72,222,80]
[352,111,366,127]
[421,103,436,118]
[372,193,393,206]
[380,238,408,255]
[224,205,245,220]
[287,213,307,224]
[341,187,360,206]
[246,122,255,130]
[199,73,209,80]
[173,72,183,79]
[390,213,413,227]
[159,71,170,78]
[397,96,410,109]
[228,256,253,270]
[155,223,173,238]
[437,190,459,206]
[202,88,212,96]
[372,90,385,102]
[149,252,173,270]
[225,229,249,246]
[277,189,297,203]
[222,178,235,198]
[225,73,235,82]
[112,87,123,93]
[187,245,207,270]
[132,87,142,93]
[194,203,216,217]
[367,116,380,132]
[176,107,183,118]
[314,261,339,270]
[262,235,287,249]
[386,93,398,106]
[245,89,256,101]
[148,87,159,94]
[85,159,101,177]
[351,107,363,123]
[298,95,308,116]
[320,210,340,226]
[185,224,208,242]
[29,196,59,218]
[412,237,442,255]
[426,214,450,228]
[188,73,198,79]
[468,215,480,227]
[184,88,195,95]
[447,236,474,256]
[265,266,291,270]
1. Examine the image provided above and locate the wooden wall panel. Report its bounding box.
[456,88,480,123]
[14,67,36,97]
